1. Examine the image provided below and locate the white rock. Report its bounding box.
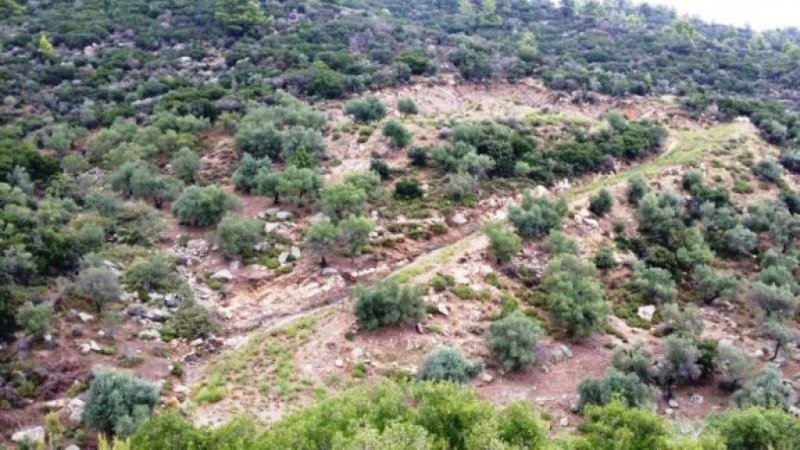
[65,445,80,450]
[436,303,450,316]
[668,399,679,409]
[276,210,294,220]
[138,329,161,341]
[278,252,290,265]
[450,213,468,225]
[637,305,656,322]
[559,417,569,427]
[68,398,85,423]
[290,246,301,259]
[335,358,344,368]
[690,394,704,404]
[321,267,338,276]
[211,269,234,281]
[78,312,95,323]
[264,222,281,233]
[481,372,494,383]
[12,426,45,444]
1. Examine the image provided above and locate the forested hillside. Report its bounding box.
[2,0,800,448]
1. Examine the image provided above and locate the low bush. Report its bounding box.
[353,280,424,331]
[417,346,481,383]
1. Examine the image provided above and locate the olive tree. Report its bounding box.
[83,369,159,437]
[171,185,237,227]
[214,215,262,259]
[418,346,481,383]
[353,280,424,331]
[507,191,567,239]
[74,266,123,312]
[543,255,609,339]
[483,221,521,264]
[487,310,541,371]
[305,217,338,267]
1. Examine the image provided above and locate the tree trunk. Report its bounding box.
[320,255,328,268]
[770,341,782,361]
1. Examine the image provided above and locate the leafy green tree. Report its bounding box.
[232,153,271,193]
[161,304,216,341]
[172,185,237,227]
[484,221,521,264]
[307,61,345,99]
[214,215,262,259]
[626,174,649,205]
[83,369,159,437]
[542,230,580,256]
[394,177,424,200]
[321,183,367,222]
[724,224,758,255]
[16,301,53,341]
[659,336,701,398]
[487,310,541,371]
[397,99,419,115]
[0,0,25,16]
[215,0,269,35]
[714,343,751,391]
[37,34,56,59]
[382,120,412,149]
[543,255,609,339]
[732,366,792,410]
[612,341,656,383]
[692,265,741,304]
[589,188,614,216]
[125,254,176,293]
[171,147,203,184]
[130,168,182,208]
[577,400,670,448]
[753,159,784,183]
[578,370,653,412]
[276,166,322,206]
[74,267,123,312]
[344,97,386,123]
[660,303,703,338]
[449,44,492,80]
[707,407,800,450]
[253,167,281,202]
[353,280,424,331]
[508,191,567,239]
[629,266,677,304]
[418,346,481,383]
[305,218,339,267]
[593,245,618,271]
[337,215,373,259]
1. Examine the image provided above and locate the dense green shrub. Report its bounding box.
[508,191,567,239]
[172,185,237,227]
[304,218,338,267]
[588,188,614,216]
[753,159,784,183]
[626,174,649,205]
[232,154,272,193]
[353,280,424,331]
[214,215,262,259]
[707,407,800,450]
[418,346,481,383]
[611,341,656,383]
[83,369,159,437]
[382,120,412,149]
[171,147,203,184]
[484,221,522,264]
[344,96,386,123]
[161,304,216,341]
[337,215,374,258]
[541,230,580,256]
[394,177,423,200]
[732,365,792,409]
[397,99,419,115]
[724,224,758,255]
[125,254,177,293]
[543,255,609,339]
[593,245,618,270]
[320,183,367,222]
[577,369,653,412]
[73,267,123,312]
[578,400,671,449]
[629,266,677,304]
[16,301,53,341]
[487,310,541,371]
[714,343,751,391]
[659,336,701,397]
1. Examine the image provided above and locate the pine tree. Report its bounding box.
[37,34,56,60]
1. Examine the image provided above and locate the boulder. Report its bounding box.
[144,308,170,322]
[278,252,290,265]
[67,398,85,423]
[211,269,234,281]
[77,312,95,323]
[637,305,656,322]
[290,246,301,260]
[450,213,468,225]
[12,427,45,445]
[276,210,294,220]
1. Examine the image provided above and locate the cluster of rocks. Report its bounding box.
[574,209,600,230]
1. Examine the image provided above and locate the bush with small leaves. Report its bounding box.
[161,304,216,341]
[578,400,670,448]
[753,159,784,183]
[659,303,703,338]
[593,245,618,271]
[408,147,428,167]
[507,191,568,239]
[130,168,182,208]
[275,166,323,206]
[418,346,481,383]
[354,280,424,331]
[659,336,701,397]
[577,369,653,412]
[612,341,656,383]
[16,301,53,341]
[214,215,262,259]
[305,218,338,267]
[707,407,800,450]
[626,174,649,205]
[724,224,758,255]
[394,177,423,200]
[74,267,123,312]
[344,96,386,123]
[692,265,741,304]
[484,221,521,264]
[370,159,391,180]
[125,254,176,293]
[714,343,751,391]
[382,120,412,149]
[748,281,798,321]
[543,255,609,339]
[629,266,677,304]
[232,154,272,193]
[541,230,579,256]
[487,310,541,371]
[681,169,704,191]
[337,215,374,259]
[444,172,479,201]
[83,369,159,437]
[588,188,614,216]
[397,99,419,115]
[172,185,237,227]
[732,366,792,410]
[321,183,367,222]
[171,147,203,184]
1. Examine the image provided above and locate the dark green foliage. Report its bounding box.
[659,336,701,396]
[612,341,656,383]
[418,346,481,383]
[408,147,428,167]
[16,301,53,340]
[344,96,386,123]
[171,147,203,184]
[83,369,159,437]
[577,400,671,449]
[172,185,237,227]
[232,154,272,193]
[732,366,792,410]
[321,182,367,222]
[593,245,618,271]
[753,159,784,184]
[125,254,177,293]
[507,191,567,239]
[714,343,751,391]
[214,215,262,259]
[541,230,579,256]
[304,218,338,267]
[629,266,677,304]
[578,370,653,412]
[588,189,613,216]
[353,280,424,331]
[397,98,419,115]
[161,304,216,341]
[370,158,391,180]
[73,266,123,312]
[484,221,522,264]
[707,407,800,450]
[394,177,423,200]
[543,255,609,339]
[449,44,492,80]
[487,310,541,371]
[382,120,412,149]
[626,175,649,205]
